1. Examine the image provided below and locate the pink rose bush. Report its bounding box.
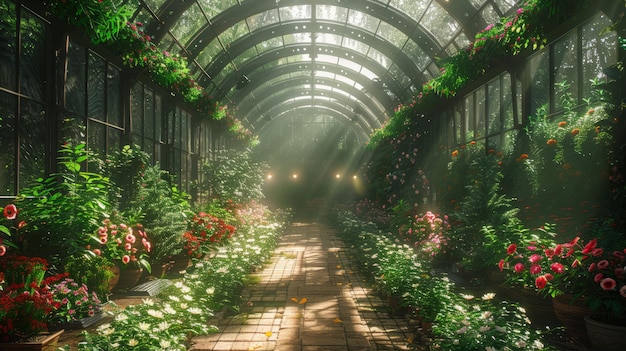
[500,228,626,323]
[88,217,152,272]
[401,211,451,260]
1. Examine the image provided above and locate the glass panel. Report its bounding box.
[182,112,189,152]
[481,4,502,25]
[107,64,122,127]
[88,121,106,158]
[232,47,258,67]
[0,0,16,91]
[487,77,501,135]
[403,39,429,71]
[131,83,143,135]
[464,94,475,141]
[366,47,391,69]
[19,10,45,101]
[582,14,617,96]
[421,2,460,46]
[317,33,342,46]
[528,50,549,114]
[20,100,46,190]
[170,3,207,46]
[388,0,429,21]
[502,73,515,130]
[389,63,410,87]
[476,87,486,139]
[198,0,238,20]
[279,5,311,21]
[88,52,106,121]
[256,37,283,52]
[0,92,16,195]
[218,22,249,48]
[377,21,408,49]
[197,40,223,68]
[347,10,380,33]
[108,128,122,155]
[145,87,154,139]
[248,9,280,32]
[554,32,578,110]
[142,0,168,12]
[66,42,86,116]
[493,0,519,13]
[468,0,488,8]
[454,104,462,145]
[341,37,368,56]
[317,5,347,22]
[155,94,162,143]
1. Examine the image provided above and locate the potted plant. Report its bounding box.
[501,230,626,350]
[87,216,152,289]
[0,255,65,349]
[64,254,116,299]
[181,211,236,260]
[49,276,104,330]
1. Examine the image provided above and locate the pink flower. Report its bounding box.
[507,244,517,255]
[600,278,617,291]
[588,262,596,272]
[124,243,132,251]
[530,264,542,275]
[529,254,542,263]
[498,259,505,271]
[550,262,564,274]
[535,275,548,289]
[514,262,525,273]
[554,244,563,256]
[0,245,6,256]
[122,255,131,264]
[620,285,626,298]
[597,260,609,270]
[125,234,136,244]
[592,248,603,257]
[594,273,603,283]
[93,249,101,256]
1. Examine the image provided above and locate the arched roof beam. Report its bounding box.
[231,62,396,117]
[256,100,371,141]
[205,43,403,100]
[202,20,426,94]
[258,106,369,145]
[186,0,443,63]
[237,78,384,128]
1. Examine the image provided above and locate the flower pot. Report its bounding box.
[551,294,592,345]
[107,265,120,291]
[49,311,106,331]
[114,267,143,290]
[584,315,626,351]
[0,329,64,351]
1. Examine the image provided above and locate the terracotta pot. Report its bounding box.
[584,315,626,351]
[552,294,592,345]
[0,329,64,351]
[114,267,143,290]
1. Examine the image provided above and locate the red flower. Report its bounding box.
[550,262,564,274]
[3,204,17,220]
[581,239,597,254]
[535,275,548,289]
[528,254,542,263]
[514,262,525,273]
[506,244,517,255]
[498,259,505,271]
[530,264,542,275]
[557,121,567,127]
[600,277,617,290]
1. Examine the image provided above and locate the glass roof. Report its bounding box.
[131,0,524,137]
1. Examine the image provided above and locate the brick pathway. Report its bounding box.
[191,214,412,351]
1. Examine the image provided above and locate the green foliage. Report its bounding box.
[200,150,268,204]
[130,165,192,265]
[64,253,115,300]
[102,144,151,212]
[16,143,110,265]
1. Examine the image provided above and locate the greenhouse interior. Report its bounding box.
[1,0,625,350]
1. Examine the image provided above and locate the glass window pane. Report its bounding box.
[248,9,280,32]
[528,50,549,114]
[388,0,429,21]
[317,5,347,22]
[582,14,617,96]
[198,0,238,20]
[280,5,311,21]
[217,22,249,48]
[554,32,579,110]
[20,100,46,190]
[61,114,86,145]
[377,21,408,49]
[403,39,429,71]
[256,37,283,52]
[0,92,16,195]
[107,64,122,127]
[19,10,45,101]
[464,94,474,141]
[108,128,122,155]
[88,52,106,121]
[88,121,106,158]
[476,88,486,139]
[155,94,162,143]
[145,87,154,139]
[502,73,515,130]
[170,3,207,45]
[347,10,380,33]
[421,2,460,46]
[66,42,86,116]
[131,83,143,135]
[487,77,501,135]
[0,1,16,91]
